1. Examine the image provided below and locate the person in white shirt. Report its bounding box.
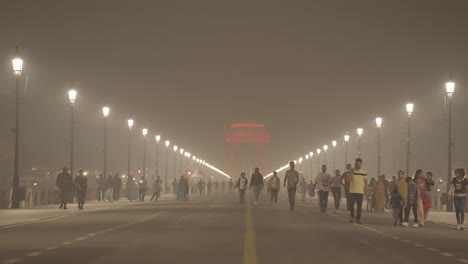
[269,171,281,204]
[315,165,332,213]
[235,172,249,205]
[284,161,299,212]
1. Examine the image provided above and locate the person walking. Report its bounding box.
[221,180,226,192]
[331,169,343,213]
[449,168,467,230]
[207,179,212,194]
[125,175,134,200]
[315,165,332,213]
[269,171,280,204]
[235,173,249,204]
[97,174,105,201]
[367,178,376,212]
[348,158,368,224]
[228,179,234,192]
[198,178,204,195]
[250,168,264,205]
[390,188,404,226]
[298,178,308,202]
[284,162,299,212]
[56,167,73,210]
[404,176,420,227]
[414,169,429,226]
[341,164,352,212]
[139,175,148,202]
[103,175,114,202]
[113,173,122,201]
[395,170,408,225]
[426,172,437,209]
[150,176,163,201]
[172,178,178,196]
[374,175,386,213]
[74,169,88,210]
[214,180,220,193]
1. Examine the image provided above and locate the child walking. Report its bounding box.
[391,188,404,226]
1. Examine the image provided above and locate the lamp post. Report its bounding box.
[11,52,23,209]
[305,154,310,179]
[446,79,455,212]
[376,117,382,178]
[344,133,350,168]
[179,148,184,176]
[332,140,337,172]
[309,152,314,178]
[142,128,148,178]
[127,119,134,177]
[165,140,170,193]
[323,145,328,166]
[405,103,414,177]
[316,148,321,173]
[155,135,161,180]
[68,89,77,181]
[102,107,110,180]
[357,128,363,158]
[173,145,178,179]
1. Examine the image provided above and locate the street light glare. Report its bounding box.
[306,154,309,159]
[376,117,382,128]
[127,119,134,129]
[142,128,148,136]
[406,103,414,115]
[180,148,184,155]
[332,140,337,147]
[68,89,77,103]
[323,145,328,151]
[317,149,321,154]
[357,128,363,136]
[309,152,314,157]
[165,140,170,147]
[344,134,350,142]
[12,57,23,76]
[173,145,178,152]
[155,135,161,143]
[446,81,455,97]
[102,106,110,117]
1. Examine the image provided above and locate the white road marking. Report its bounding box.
[61,241,73,245]
[391,236,400,240]
[413,244,424,247]
[440,252,455,257]
[45,246,59,250]
[4,259,22,264]
[26,252,42,257]
[457,258,468,263]
[402,240,411,243]
[426,248,439,252]
[75,237,86,241]
[87,233,97,237]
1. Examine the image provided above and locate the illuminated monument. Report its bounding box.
[225,123,271,176]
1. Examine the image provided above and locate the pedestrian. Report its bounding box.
[221,180,226,192]
[269,171,280,204]
[97,174,105,201]
[426,172,436,209]
[374,175,386,213]
[228,179,234,192]
[298,178,308,202]
[367,178,376,212]
[341,164,352,212]
[150,176,163,201]
[113,173,122,201]
[139,175,147,202]
[207,179,212,194]
[383,175,390,211]
[103,175,114,202]
[349,158,368,224]
[235,173,249,204]
[395,170,408,225]
[390,188,404,226]
[404,176,420,227]
[449,168,467,230]
[215,180,219,193]
[315,165,332,213]
[56,167,73,210]
[172,178,178,195]
[129,179,140,202]
[198,178,204,195]
[308,180,316,198]
[331,169,343,213]
[74,169,88,210]
[284,162,299,212]
[388,176,397,209]
[125,175,134,200]
[414,169,429,226]
[250,168,264,205]
[177,175,188,201]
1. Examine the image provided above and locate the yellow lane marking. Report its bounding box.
[244,205,259,264]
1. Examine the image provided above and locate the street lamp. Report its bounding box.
[102,106,110,180]
[127,119,134,177]
[309,152,314,178]
[164,140,170,193]
[357,128,363,158]
[332,140,337,172]
[11,52,23,209]
[317,148,321,173]
[376,117,382,178]
[68,89,77,180]
[405,103,414,177]
[179,148,184,176]
[446,79,455,212]
[173,145,178,180]
[344,133,350,168]
[323,145,328,166]
[155,135,161,180]
[142,128,148,178]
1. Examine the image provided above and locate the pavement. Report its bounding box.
[0,191,467,264]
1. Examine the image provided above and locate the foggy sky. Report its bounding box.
[1,0,467,183]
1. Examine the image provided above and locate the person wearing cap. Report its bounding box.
[56,167,73,210]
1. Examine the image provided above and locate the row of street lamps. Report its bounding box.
[267,78,457,212]
[9,49,229,207]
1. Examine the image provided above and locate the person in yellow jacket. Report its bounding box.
[395,170,408,226]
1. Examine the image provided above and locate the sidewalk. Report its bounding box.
[0,194,174,228]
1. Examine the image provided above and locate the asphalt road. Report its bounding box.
[1,191,467,264]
